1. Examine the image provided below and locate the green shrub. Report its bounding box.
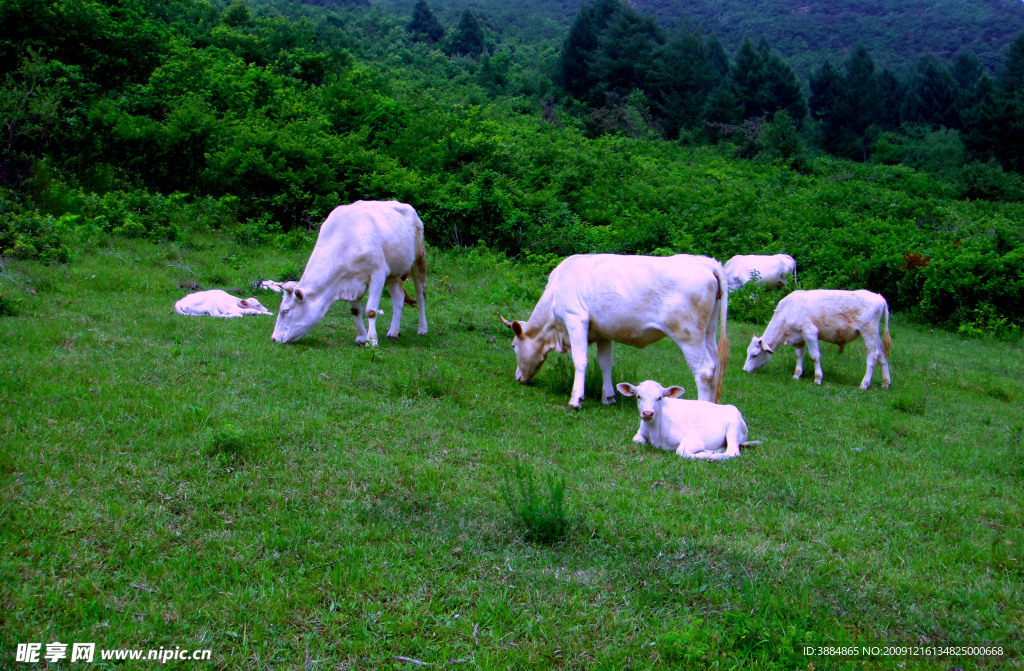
[500,461,571,544]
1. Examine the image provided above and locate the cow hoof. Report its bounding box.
[387,333,400,340]
[603,396,616,406]
[859,383,869,390]
[418,328,428,336]
[568,399,582,410]
[882,382,890,389]
[815,379,822,385]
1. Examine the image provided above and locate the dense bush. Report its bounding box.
[1,0,1021,337]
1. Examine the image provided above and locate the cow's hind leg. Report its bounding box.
[673,338,716,403]
[596,339,616,405]
[860,331,884,390]
[384,277,405,340]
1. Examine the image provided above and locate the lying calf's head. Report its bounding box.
[616,380,685,421]
[238,297,272,314]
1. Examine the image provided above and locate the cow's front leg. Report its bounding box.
[384,277,405,340]
[350,301,368,342]
[675,437,706,459]
[804,334,824,385]
[793,344,805,380]
[632,422,647,444]
[361,270,388,346]
[565,319,590,408]
[596,339,616,405]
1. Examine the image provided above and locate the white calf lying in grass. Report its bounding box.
[616,380,760,460]
[175,290,273,318]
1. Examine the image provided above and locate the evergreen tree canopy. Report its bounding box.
[448,9,485,57]
[406,0,444,44]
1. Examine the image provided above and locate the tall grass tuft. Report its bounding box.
[499,461,571,544]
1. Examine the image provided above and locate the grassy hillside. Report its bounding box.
[1,236,1020,668]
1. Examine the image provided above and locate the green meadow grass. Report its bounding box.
[1,235,1021,669]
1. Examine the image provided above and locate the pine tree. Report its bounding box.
[833,45,885,160]
[731,37,764,119]
[406,0,444,44]
[995,33,1024,171]
[760,52,807,124]
[809,60,841,127]
[650,31,716,134]
[448,9,485,57]
[902,54,960,128]
[556,3,600,99]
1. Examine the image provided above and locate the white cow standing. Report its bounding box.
[724,254,797,291]
[271,200,428,345]
[616,380,758,460]
[743,289,892,389]
[175,290,273,318]
[501,254,729,408]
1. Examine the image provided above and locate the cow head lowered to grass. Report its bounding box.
[271,200,427,345]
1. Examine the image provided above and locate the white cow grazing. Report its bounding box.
[616,380,758,460]
[271,200,427,345]
[501,254,729,408]
[175,290,273,318]
[743,289,892,389]
[724,254,797,291]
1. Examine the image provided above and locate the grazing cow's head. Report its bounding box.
[238,297,272,315]
[271,283,331,343]
[500,315,556,384]
[743,335,774,372]
[616,380,685,421]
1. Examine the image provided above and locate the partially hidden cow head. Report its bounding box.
[271,282,331,343]
[743,335,774,372]
[616,380,684,421]
[500,314,559,384]
[238,297,272,315]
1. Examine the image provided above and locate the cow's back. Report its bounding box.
[302,201,422,285]
[546,254,721,346]
[776,289,884,343]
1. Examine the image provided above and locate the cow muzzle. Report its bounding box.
[641,411,655,421]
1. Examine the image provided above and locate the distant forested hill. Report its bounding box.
[378,0,1024,75]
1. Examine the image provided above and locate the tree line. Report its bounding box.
[554,0,1024,174]
[0,0,1021,335]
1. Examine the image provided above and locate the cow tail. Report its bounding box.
[713,262,730,404]
[408,210,428,307]
[882,299,892,358]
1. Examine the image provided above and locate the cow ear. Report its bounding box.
[511,321,524,338]
[760,338,774,354]
[295,288,305,301]
[664,386,685,399]
[239,299,250,308]
[616,382,636,397]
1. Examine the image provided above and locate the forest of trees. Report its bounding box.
[1,0,1023,333]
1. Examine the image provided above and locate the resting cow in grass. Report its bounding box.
[500,254,729,408]
[724,254,797,291]
[175,290,273,318]
[271,200,428,345]
[617,380,758,460]
[743,289,892,389]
